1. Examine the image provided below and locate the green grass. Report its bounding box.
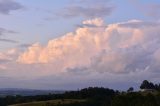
[9,99,85,106]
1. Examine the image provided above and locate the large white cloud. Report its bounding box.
[17,19,160,74]
[17,18,106,73]
[1,18,160,89]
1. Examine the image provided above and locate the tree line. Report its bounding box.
[140,80,160,90]
[0,80,160,106]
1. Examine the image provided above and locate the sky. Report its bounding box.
[0,0,160,90]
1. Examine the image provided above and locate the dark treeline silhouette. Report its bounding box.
[0,80,160,106]
[140,80,160,90]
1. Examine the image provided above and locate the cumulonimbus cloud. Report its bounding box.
[17,18,160,76]
[0,18,160,89]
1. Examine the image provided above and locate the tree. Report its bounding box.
[140,80,155,89]
[127,87,134,92]
[140,80,150,89]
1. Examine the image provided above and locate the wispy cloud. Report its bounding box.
[144,3,160,18]
[70,0,111,4]
[0,0,24,15]
[130,0,160,19]
[17,43,33,48]
[0,28,9,36]
[58,6,114,18]
[0,27,17,36]
[0,27,18,43]
[0,38,18,43]
[46,0,114,20]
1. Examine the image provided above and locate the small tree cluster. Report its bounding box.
[140,80,160,90]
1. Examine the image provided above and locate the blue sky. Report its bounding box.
[1,0,158,50]
[0,0,160,90]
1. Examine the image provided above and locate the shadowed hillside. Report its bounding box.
[0,80,160,106]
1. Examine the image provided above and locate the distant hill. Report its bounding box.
[0,86,160,106]
[0,88,65,97]
[9,99,85,106]
[0,80,160,106]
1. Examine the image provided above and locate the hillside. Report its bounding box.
[0,88,64,97]
[9,99,85,106]
[0,80,160,106]
[7,89,160,106]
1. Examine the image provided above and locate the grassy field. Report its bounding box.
[9,99,86,106]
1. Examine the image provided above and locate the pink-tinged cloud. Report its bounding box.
[16,18,160,75]
[1,18,160,89]
[17,19,106,71]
